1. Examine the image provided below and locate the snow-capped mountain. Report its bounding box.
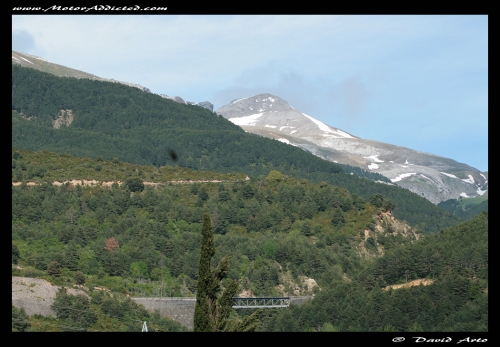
[216,93,488,204]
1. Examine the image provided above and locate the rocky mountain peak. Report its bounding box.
[218,93,293,119]
[216,93,487,204]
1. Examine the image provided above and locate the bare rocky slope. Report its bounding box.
[12,276,89,316]
[216,93,488,204]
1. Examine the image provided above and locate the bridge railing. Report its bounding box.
[232,297,290,309]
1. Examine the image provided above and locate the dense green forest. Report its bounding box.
[438,198,488,220]
[12,149,487,332]
[13,154,404,297]
[259,212,488,332]
[12,65,462,234]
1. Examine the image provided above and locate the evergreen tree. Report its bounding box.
[369,194,384,208]
[47,260,62,277]
[62,244,79,270]
[300,222,312,236]
[198,187,209,201]
[331,207,345,227]
[194,213,261,332]
[124,177,144,192]
[12,306,30,332]
[12,243,20,264]
[74,271,86,286]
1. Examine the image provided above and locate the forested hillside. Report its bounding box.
[438,198,488,220]
[260,212,488,332]
[12,66,462,234]
[12,149,487,332]
[12,149,421,297]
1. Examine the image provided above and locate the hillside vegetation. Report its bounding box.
[12,149,486,332]
[261,212,488,332]
[12,66,462,233]
[12,149,420,297]
[438,197,488,220]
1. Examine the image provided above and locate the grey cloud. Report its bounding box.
[329,75,371,120]
[12,30,36,53]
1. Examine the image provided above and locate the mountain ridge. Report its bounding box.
[215,93,488,204]
[12,50,214,112]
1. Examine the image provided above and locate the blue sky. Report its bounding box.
[12,15,488,172]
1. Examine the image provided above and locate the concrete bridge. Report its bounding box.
[132,296,314,330]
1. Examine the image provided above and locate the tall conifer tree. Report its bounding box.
[193,213,216,331]
[194,213,261,332]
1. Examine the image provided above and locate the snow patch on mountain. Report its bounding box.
[265,124,277,128]
[476,188,487,196]
[229,113,263,126]
[368,163,379,170]
[364,155,384,163]
[278,138,297,147]
[461,175,475,184]
[301,113,354,138]
[230,96,251,104]
[460,192,470,198]
[440,172,459,179]
[391,173,417,183]
[20,56,33,64]
[420,174,433,181]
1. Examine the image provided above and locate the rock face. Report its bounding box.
[160,95,186,104]
[190,101,214,112]
[158,94,214,112]
[357,210,422,258]
[216,93,488,204]
[52,109,74,129]
[12,276,89,316]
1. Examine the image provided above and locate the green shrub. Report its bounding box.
[124,177,144,192]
